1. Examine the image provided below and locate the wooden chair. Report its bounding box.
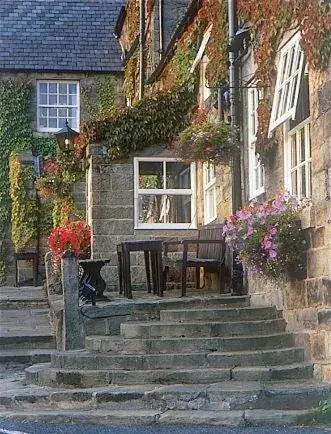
[163,225,231,296]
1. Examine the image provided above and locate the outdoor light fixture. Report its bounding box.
[54,119,79,152]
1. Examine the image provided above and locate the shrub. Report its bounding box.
[223,192,309,279]
[48,220,91,264]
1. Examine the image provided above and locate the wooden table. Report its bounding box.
[117,240,164,299]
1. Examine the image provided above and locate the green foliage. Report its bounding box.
[295,400,331,426]
[0,80,33,282]
[33,137,57,157]
[173,120,231,164]
[80,83,197,160]
[9,154,38,252]
[81,75,122,120]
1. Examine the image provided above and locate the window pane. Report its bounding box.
[69,94,77,106]
[59,83,67,94]
[288,46,296,77]
[39,107,47,117]
[290,75,298,108]
[275,89,283,119]
[300,127,306,162]
[49,94,57,105]
[39,117,47,127]
[138,194,191,224]
[59,94,67,105]
[39,94,47,105]
[49,83,57,93]
[207,188,215,220]
[49,118,57,128]
[301,166,307,197]
[58,108,67,118]
[291,171,298,196]
[49,108,57,117]
[69,84,77,94]
[138,161,163,189]
[166,162,191,189]
[307,124,311,157]
[291,135,297,168]
[282,82,290,114]
[280,53,288,83]
[39,83,47,93]
[59,118,66,128]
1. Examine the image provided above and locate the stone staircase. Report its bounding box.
[0,287,56,364]
[3,293,325,427]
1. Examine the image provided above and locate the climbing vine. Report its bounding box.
[78,83,197,159]
[9,154,38,252]
[81,75,123,120]
[0,81,33,282]
[32,137,57,157]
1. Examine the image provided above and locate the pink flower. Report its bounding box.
[268,249,277,260]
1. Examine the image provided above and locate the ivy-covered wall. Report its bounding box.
[0,72,122,284]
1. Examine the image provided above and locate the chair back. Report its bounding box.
[197,224,225,260]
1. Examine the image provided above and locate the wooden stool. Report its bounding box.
[14,252,38,287]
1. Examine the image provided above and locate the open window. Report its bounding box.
[134,158,196,229]
[269,32,304,133]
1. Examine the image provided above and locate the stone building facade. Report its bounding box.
[239,31,331,379]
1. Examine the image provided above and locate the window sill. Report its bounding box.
[135,223,197,230]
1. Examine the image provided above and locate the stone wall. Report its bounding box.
[240,49,331,379]
[87,144,198,291]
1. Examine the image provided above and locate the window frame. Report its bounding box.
[284,118,311,199]
[37,80,80,133]
[203,163,217,225]
[134,157,196,230]
[247,86,265,199]
[269,32,304,134]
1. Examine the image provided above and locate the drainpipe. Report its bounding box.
[228,0,242,213]
[159,0,164,59]
[139,0,145,100]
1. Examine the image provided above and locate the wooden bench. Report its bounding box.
[163,224,231,296]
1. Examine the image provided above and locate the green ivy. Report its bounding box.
[33,137,57,157]
[81,75,122,120]
[81,83,197,160]
[9,154,38,252]
[0,80,33,283]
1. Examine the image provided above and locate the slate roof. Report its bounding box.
[0,0,124,72]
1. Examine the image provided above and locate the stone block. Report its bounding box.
[284,280,306,310]
[92,190,134,206]
[307,247,330,278]
[296,308,319,330]
[318,309,331,328]
[92,206,134,220]
[311,227,325,248]
[310,331,327,360]
[317,79,331,116]
[306,277,330,307]
[312,172,328,202]
[93,219,134,236]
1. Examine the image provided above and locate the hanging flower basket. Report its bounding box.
[223,193,309,280]
[172,120,232,164]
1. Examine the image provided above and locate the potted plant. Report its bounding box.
[223,192,309,280]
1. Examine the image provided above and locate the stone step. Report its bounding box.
[85,332,295,354]
[120,318,286,339]
[0,349,55,364]
[1,381,328,413]
[0,408,314,427]
[50,346,305,372]
[0,287,48,310]
[159,306,281,322]
[26,361,314,388]
[0,333,55,350]
[207,347,306,367]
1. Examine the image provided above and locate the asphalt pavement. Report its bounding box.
[0,420,330,434]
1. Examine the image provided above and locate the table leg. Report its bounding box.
[123,245,132,299]
[117,248,123,295]
[144,251,152,293]
[157,248,164,297]
[150,251,158,295]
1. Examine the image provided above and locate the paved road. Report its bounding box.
[0,420,330,434]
